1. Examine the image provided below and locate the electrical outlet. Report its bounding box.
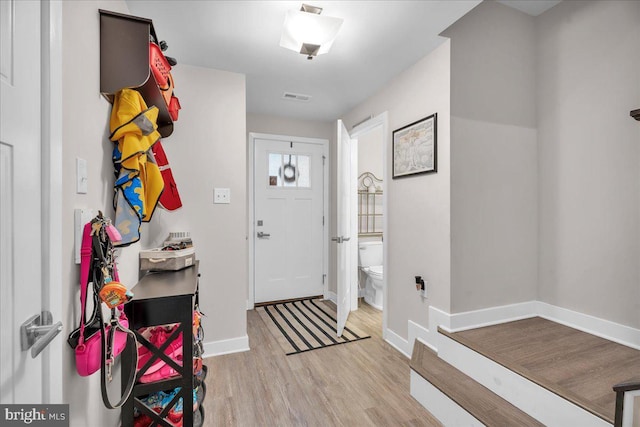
[213,188,231,204]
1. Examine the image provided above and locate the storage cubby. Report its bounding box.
[99,9,174,138]
[121,264,204,427]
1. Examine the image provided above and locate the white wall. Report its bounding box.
[442,1,539,313]
[61,2,136,425]
[357,126,384,243]
[358,126,383,180]
[149,64,247,346]
[343,40,451,338]
[61,3,246,425]
[247,113,332,141]
[537,0,640,328]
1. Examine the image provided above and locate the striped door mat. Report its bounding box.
[256,298,371,355]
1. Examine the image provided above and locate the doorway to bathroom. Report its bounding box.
[345,113,389,338]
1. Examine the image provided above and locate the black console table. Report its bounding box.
[121,263,199,427]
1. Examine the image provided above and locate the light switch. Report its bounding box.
[76,157,87,194]
[213,188,231,204]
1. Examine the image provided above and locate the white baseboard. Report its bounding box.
[447,301,538,332]
[421,300,640,353]
[326,291,337,305]
[535,301,640,350]
[385,328,411,358]
[203,335,250,358]
[408,320,432,356]
[410,370,483,426]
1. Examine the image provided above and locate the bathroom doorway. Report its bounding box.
[349,113,388,337]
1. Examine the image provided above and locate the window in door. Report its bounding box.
[268,153,311,188]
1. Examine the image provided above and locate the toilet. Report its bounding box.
[358,241,384,310]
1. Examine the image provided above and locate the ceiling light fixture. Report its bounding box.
[279,4,344,60]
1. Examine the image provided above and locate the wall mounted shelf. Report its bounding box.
[99,9,174,138]
[631,109,640,121]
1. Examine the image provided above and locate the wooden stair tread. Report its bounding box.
[411,341,544,427]
[437,316,640,424]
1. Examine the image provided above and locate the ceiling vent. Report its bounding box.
[282,92,312,102]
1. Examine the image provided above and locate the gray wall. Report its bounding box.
[61,2,246,425]
[61,2,136,424]
[358,126,384,180]
[148,64,247,344]
[343,40,451,337]
[247,113,332,141]
[443,1,539,313]
[537,0,640,328]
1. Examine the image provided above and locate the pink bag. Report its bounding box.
[70,222,129,377]
[74,314,129,376]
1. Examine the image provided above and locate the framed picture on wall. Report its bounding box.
[392,113,437,179]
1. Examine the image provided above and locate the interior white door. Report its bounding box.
[335,120,354,336]
[254,138,326,303]
[0,0,50,404]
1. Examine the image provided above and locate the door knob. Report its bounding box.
[332,236,351,243]
[20,311,63,358]
[257,231,271,238]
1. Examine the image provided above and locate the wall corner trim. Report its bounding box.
[326,291,338,305]
[385,328,411,358]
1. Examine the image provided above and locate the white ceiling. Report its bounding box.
[125,1,557,122]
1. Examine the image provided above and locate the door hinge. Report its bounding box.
[322,155,326,166]
[322,216,325,226]
[323,274,326,284]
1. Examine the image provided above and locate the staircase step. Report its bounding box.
[411,341,544,427]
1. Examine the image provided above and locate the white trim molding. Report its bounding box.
[421,300,640,353]
[410,371,482,427]
[535,301,640,351]
[384,328,411,358]
[247,133,329,309]
[409,301,639,427]
[408,320,431,356]
[435,333,610,427]
[326,290,337,305]
[447,301,538,333]
[203,335,250,358]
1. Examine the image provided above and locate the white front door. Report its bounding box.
[335,120,354,336]
[1,0,53,404]
[254,137,327,303]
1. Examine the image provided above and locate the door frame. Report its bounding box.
[41,0,64,403]
[247,133,329,309]
[348,112,389,339]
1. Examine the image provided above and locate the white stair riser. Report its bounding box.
[410,371,485,427]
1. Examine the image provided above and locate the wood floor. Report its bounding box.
[202,301,441,426]
[443,316,640,424]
